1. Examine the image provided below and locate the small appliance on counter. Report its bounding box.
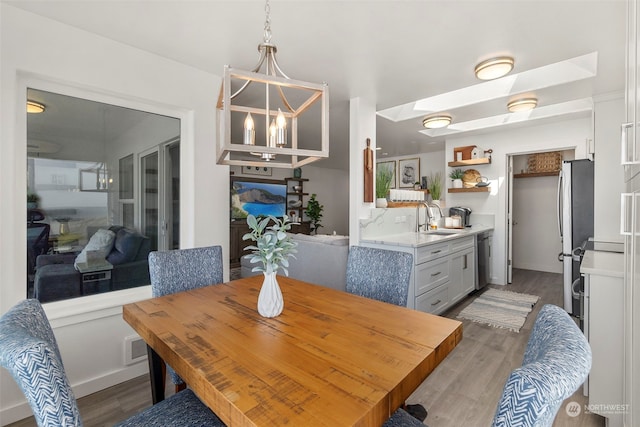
[449,207,472,227]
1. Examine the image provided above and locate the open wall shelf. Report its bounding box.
[447,157,491,167]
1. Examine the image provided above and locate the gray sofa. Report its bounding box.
[34,226,151,303]
[241,233,349,291]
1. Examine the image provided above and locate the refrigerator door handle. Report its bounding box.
[557,170,564,238]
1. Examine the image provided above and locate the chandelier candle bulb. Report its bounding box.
[276,109,287,147]
[244,113,255,145]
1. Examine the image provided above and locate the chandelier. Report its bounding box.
[216,0,329,168]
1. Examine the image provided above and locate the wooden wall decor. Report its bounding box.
[364,138,374,202]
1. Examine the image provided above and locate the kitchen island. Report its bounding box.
[361,225,493,315]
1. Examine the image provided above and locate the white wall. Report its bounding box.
[377,150,446,198]
[0,5,227,424]
[512,175,563,273]
[593,94,625,243]
[445,116,591,285]
[230,165,349,235]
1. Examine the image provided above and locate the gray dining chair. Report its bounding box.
[0,299,226,427]
[148,245,223,392]
[383,407,426,426]
[345,245,414,306]
[492,304,592,427]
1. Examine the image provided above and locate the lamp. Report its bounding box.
[422,115,452,129]
[507,97,538,112]
[27,100,45,114]
[216,0,329,168]
[474,57,514,80]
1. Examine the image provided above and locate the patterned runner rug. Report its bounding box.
[457,288,539,332]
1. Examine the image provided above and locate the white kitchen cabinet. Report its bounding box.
[581,250,624,427]
[362,234,476,315]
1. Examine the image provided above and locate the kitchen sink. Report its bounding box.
[423,231,460,236]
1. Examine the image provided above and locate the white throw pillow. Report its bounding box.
[74,229,116,270]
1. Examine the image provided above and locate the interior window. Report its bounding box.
[26,88,180,303]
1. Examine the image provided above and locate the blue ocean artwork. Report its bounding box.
[242,201,285,217]
[232,181,287,219]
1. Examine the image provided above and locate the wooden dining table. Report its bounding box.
[123,275,462,426]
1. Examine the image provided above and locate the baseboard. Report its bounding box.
[0,363,148,426]
[513,263,562,274]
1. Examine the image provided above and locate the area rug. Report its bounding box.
[457,288,539,332]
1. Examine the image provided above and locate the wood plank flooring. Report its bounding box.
[7,269,604,427]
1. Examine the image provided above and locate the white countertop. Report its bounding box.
[361,224,493,248]
[580,250,625,278]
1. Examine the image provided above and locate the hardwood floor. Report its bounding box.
[8,269,604,427]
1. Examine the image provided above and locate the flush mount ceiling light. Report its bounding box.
[422,115,452,129]
[27,100,45,114]
[216,0,329,168]
[507,97,538,112]
[474,56,515,80]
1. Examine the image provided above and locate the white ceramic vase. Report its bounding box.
[452,179,463,188]
[258,268,284,318]
[376,198,388,208]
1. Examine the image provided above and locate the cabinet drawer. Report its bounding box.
[416,242,450,263]
[415,284,449,314]
[451,236,474,252]
[416,257,450,295]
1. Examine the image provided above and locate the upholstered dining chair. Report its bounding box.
[0,299,226,427]
[148,245,224,392]
[345,245,414,306]
[492,304,592,427]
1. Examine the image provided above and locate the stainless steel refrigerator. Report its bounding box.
[557,159,594,314]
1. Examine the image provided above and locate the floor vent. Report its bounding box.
[124,335,147,365]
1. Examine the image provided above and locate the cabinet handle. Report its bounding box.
[463,254,467,269]
[621,193,633,236]
[431,250,442,255]
[431,271,442,277]
[621,122,640,165]
[431,299,442,306]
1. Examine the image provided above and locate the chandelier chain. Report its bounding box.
[263,0,272,43]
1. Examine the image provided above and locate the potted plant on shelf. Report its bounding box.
[243,214,298,318]
[376,165,394,208]
[27,192,40,209]
[428,172,443,205]
[306,194,324,234]
[449,169,464,189]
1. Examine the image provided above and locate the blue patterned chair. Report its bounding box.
[0,299,225,427]
[148,245,223,392]
[346,246,414,306]
[383,408,426,426]
[492,304,592,427]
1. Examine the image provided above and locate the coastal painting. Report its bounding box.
[231,180,287,219]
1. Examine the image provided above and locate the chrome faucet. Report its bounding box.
[416,201,431,232]
[428,202,444,219]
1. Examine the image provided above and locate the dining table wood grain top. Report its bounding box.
[123,276,462,427]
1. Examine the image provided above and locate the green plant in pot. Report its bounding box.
[243,214,298,317]
[27,192,40,209]
[305,194,324,234]
[428,172,443,202]
[376,165,394,207]
[449,168,464,189]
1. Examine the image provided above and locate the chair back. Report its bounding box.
[346,246,413,306]
[492,304,592,427]
[0,299,83,426]
[148,246,224,297]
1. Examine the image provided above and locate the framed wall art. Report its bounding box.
[376,160,396,189]
[398,158,420,188]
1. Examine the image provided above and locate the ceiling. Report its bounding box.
[9,0,627,170]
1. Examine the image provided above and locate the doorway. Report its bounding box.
[506,150,574,282]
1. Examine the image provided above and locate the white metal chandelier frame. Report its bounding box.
[216,0,329,168]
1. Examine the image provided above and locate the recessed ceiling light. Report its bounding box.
[507,97,538,112]
[27,100,45,114]
[422,115,452,129]
[474,56,514,80]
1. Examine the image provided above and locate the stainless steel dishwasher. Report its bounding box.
[476,230,492,289]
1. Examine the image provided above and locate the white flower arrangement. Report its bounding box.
[243,215,298,275]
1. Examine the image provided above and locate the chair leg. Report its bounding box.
[403,403,428,421]
[175,382,186,393]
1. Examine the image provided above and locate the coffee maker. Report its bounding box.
[449,207,472,227]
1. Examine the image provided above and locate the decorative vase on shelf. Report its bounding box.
[452,178,463,188]
[376,198,388,208]
[258,267,284,318]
